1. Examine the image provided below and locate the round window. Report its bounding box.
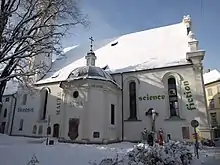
[73,91,79,98]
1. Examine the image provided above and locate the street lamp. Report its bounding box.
[146,108,159,139]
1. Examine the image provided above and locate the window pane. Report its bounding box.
[19,119,23,131]
[129,82,137,119]
[210,113,217,125]
[207,89,213,96]
[111,104,115,125]
[3,109,7,118]
[32,125,37,134]
[22,94,27,105]
[38,125,43,135]
[182,127,190,139]
[168,78,176,84]
[209,99,215,109]
[168,77,178,117]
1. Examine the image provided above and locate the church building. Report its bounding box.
[1,15,211,143]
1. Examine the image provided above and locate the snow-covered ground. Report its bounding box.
[0,134,134,165]
[0,134,216,165]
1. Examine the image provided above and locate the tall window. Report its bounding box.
[182,127,190,139]
[111,104,115,125]
[217,85,220,93]
[210,113,217,125]
[3,108,7,118]
[38,125,43,135]
[40,89,49,120]
[129,81,137,120]
[32,125,37,134]
[22,94,27,105]
[207,88,213,96]
[19,119,24,131]
[168,77,178,117]
[209,99,215,110]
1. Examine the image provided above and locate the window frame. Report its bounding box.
[207,88,213,96]
[38,125,43,135]
[168,77,179,117]
[3,108,7,118]
[32,125,37,134]
[128,81,137,120]
[111,104,115,125]
[40,88,50,120]
[19,119,24,131]
[210,112,217,125]
[182,127,190,139]
[209,99,215,110]
[22,94,28,105]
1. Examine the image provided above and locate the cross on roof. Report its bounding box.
[89,36,94,52]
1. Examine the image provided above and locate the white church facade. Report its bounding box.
[0,15,211,143]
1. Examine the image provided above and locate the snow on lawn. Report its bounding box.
[0,134,212,165]
[0,134,134,165]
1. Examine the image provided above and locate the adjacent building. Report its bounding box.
[0,15,211,143]
[203,69,220,139]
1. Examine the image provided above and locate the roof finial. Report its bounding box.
[89,36,94,52]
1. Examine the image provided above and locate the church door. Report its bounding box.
[0,122,6,133]
[53,124,60,138]
[68,118,79,140]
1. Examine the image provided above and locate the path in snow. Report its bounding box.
[200,147,220,165]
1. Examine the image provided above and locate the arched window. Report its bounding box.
[168,77,179,117]
[40,89,49,120]
[32,125,37,134]
[129,81,137,120]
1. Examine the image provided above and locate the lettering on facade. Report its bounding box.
[17,107,34,112]
[56,92,61,115]
[183,81,196,110]
[91,84,103,88]
[139,94,165,101]
[69,100,84,107]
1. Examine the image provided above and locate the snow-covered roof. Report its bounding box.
[36,21,191,84]
[3,80,18,96]
[203,69,220,85]
[68,66,114,82]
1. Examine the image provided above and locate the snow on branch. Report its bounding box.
[0,0,88,97]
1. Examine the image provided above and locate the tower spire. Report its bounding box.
[85,36,96,66]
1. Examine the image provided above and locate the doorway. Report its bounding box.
[68,118,79,140]
[53,124,60,138]
[0,122,6,134]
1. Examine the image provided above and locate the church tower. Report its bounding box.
[28,1,54,82]
[30,51,52,82]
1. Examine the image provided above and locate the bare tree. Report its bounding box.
[0,0,88,104]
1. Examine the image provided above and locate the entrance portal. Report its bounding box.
[68,118,79,140]
[0,122,6,134]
